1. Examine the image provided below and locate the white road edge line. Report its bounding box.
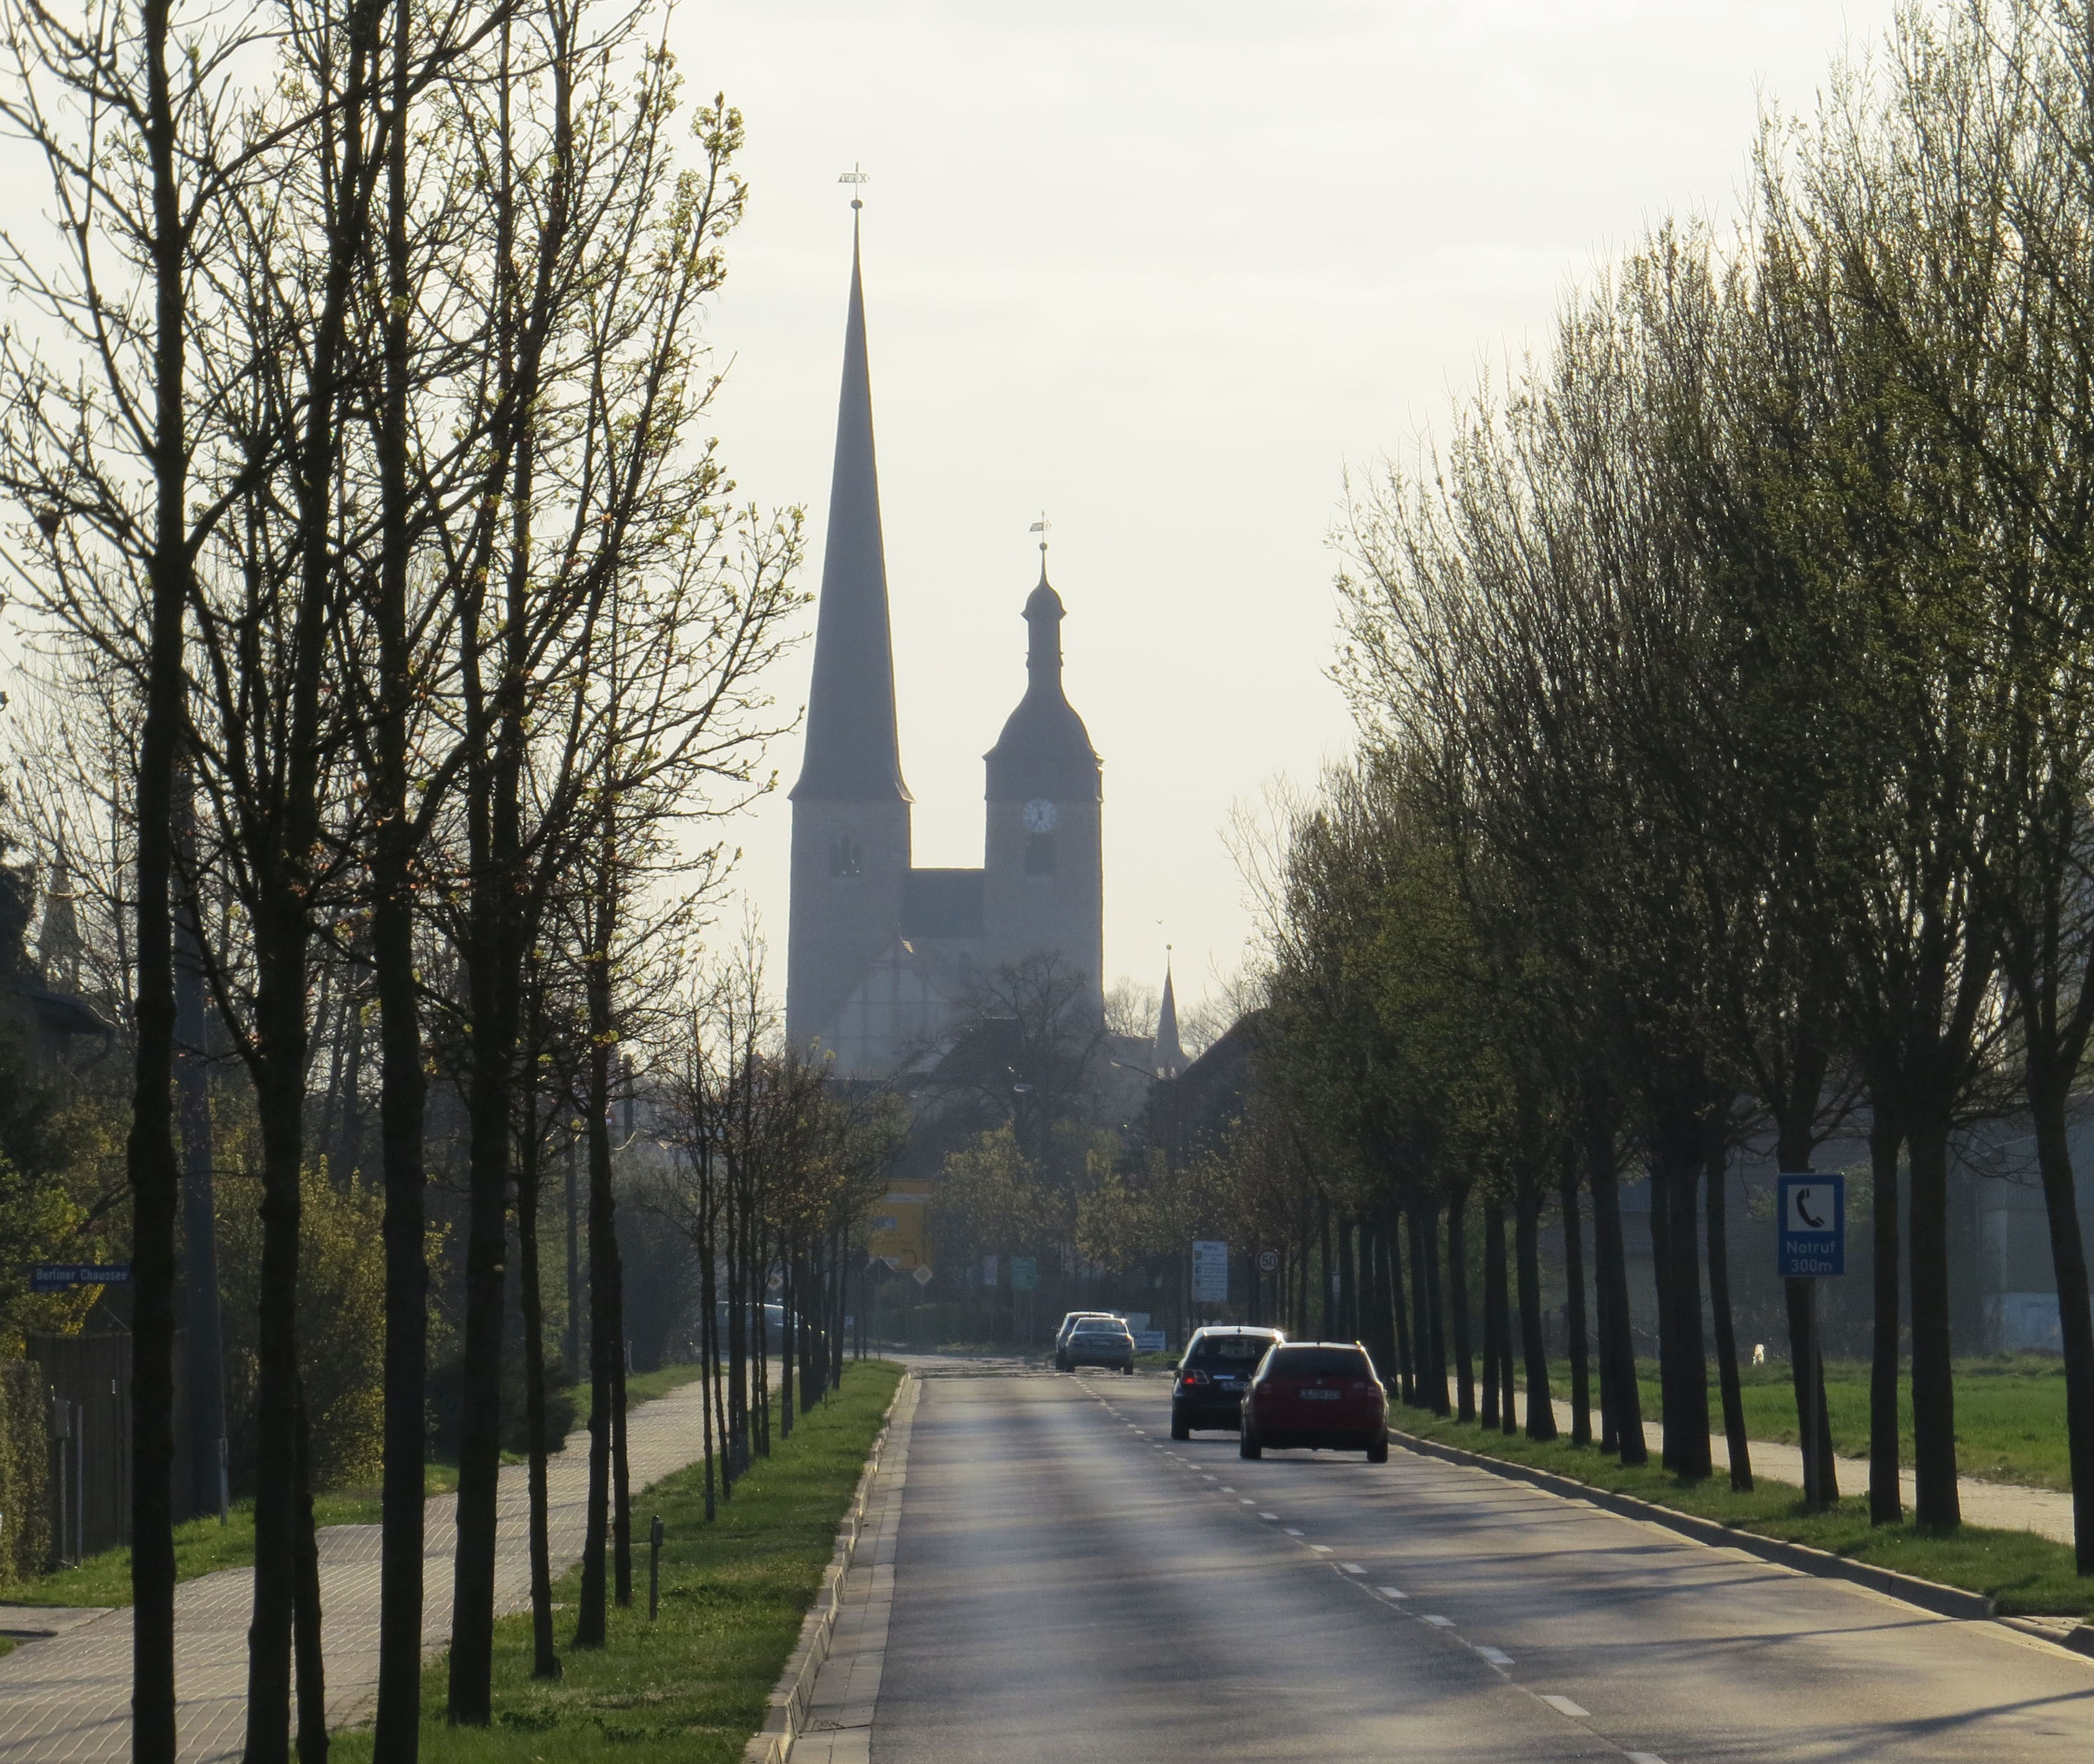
[1539,1695,1590,1719]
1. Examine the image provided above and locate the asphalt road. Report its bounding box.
[868,1366,2094,1763]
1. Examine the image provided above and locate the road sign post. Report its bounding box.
[1777,1173,1845,1508]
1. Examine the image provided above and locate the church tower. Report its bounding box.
[787,210,913,1051]
[982,560,1104,1010]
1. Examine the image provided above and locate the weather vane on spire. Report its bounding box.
[839,163,869,210]
[1029,512,1051,556]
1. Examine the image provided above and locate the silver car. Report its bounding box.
[1061,1318,1136,1375]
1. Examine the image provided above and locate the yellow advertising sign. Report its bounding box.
[867,1191,931,1274]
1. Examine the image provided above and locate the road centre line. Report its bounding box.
[1424,1615,1455,1627]
[1307,1544,1333,1554]
[1539,1696,1590,1719]
[1259,1511,1279,1520]
[1625,1754,1668,1763]
[1476,1646,1514,1666]
[1340,1562,1366,1574]
[1376,1587,1407,1598]
[1284,1527,1305,1536]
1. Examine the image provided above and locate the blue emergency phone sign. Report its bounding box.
[1776,1174,1845,1278]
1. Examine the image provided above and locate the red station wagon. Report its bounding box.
[1239,1342,1389,1463]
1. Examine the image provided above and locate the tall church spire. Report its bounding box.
[791,209,910,802]
[1155,952,1185,1079]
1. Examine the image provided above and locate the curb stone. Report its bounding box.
[743,1372,918,1764]
[1389,1424,2004,1624]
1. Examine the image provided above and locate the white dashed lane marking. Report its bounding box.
[1539,1696,1590,1719]
[1626,1754,1668,1764]
[1259,1511,1279,1520]
[1423,1615,1455,1628]
[1339,1562,1366,1574]
[1283,1527,1305,1536]
[1376,1587,1407,1599]
[1476,1646,1513,1667]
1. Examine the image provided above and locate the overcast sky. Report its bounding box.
[684,0,1901,1029]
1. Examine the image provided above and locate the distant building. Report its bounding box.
[787,218,1104,1077]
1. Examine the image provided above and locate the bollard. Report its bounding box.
[648,1513,664,1620]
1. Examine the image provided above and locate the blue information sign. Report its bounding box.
[1776,1174,1845,1278]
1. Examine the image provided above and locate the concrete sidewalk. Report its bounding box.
[0,1376,716,1762]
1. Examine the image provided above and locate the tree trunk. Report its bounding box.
[1417,1200,1449,1416]
[1389,1216,1414,1404]
[1406,1204,1431,1409]
[1481,1202,1506,1431]
[371,0,427,1725]
[1318,1201,1335,1339]
[613,1317,632,1608]
[1559,1166,1590,1447]
[1588,1159,1646,1465]
[1515,1184,1556,1441]
[1668,1153,1710,1478]
[2026,1068,2094,1572]
[1905,1110,1961,1527]
[1705,1148,1751,1492]
[244,931,313,1764]
[575,972,624,1643]
[1782,1276,1839,1502]
[1868,1107,1903,1525]
[1447,1184,1474,1424]
[129,4,188,1752]
[293,1383,327,1764]
[446,921,515,1716]
[175,778,226,1523]
[517,1112,560,1679]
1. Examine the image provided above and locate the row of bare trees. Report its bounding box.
[1223,0,2094,1578]
[0,0,817,1755]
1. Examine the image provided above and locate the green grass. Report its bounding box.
[1392,1408,2094,1618]
[331,1359,904,1763]
[1672,1355,2077,1493]
[2,1363,711,1609]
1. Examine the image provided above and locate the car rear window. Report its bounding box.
[1264,1347,1371,1378]
[1192,1335,1276,1364]
[1072,1321,1126,1334]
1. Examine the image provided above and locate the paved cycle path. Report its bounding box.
[0,1376,717,1762]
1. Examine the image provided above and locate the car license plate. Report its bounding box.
[1301,1389,1340,1401]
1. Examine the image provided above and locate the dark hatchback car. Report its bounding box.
[1170,1325,1285,1437]
[1239,1342,1388,1462]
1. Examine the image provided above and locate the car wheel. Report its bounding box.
[1367,1434,1389,1465]
[1123,1363,1134,1376]
[1239,1426,1262,1460]
[1170,1410,1190,1441]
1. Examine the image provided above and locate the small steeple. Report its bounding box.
[791,200,911,804]
[37,841,80,993]
[1154,950,1185,1079]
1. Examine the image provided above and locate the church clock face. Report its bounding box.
[1023,797,1058,833]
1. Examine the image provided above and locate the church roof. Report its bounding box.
[791,213,912,804]
[901,868,984,940]
[984,564,1100,792]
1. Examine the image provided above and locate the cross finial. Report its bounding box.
[839,162,869,211]
[1029,511,1051,555]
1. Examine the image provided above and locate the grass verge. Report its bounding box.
[330,1358,902,1763]
[1392,1408,2094,1619]
[2,1362,711,1608]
